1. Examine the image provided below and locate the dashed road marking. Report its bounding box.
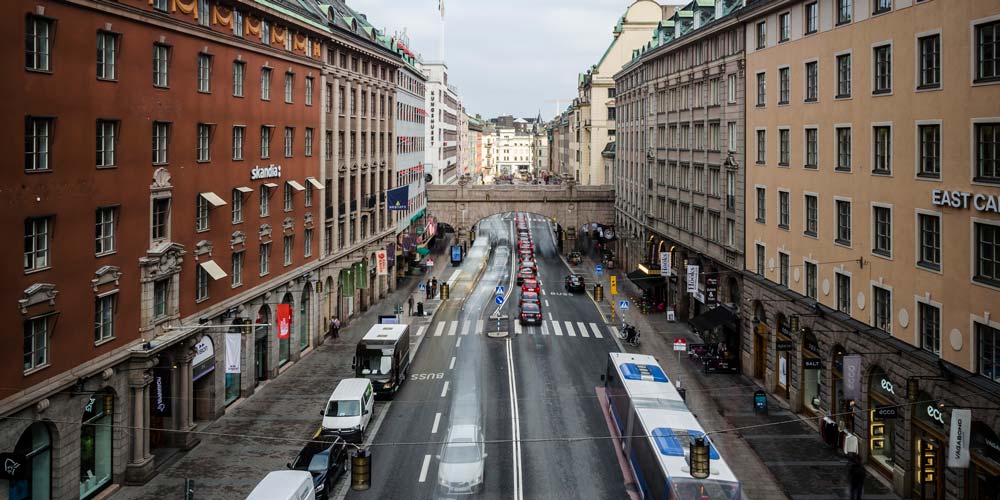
[541,322,550,335]
[447,322,458,336]
[551,321,563,336]
[417,325,427,337]
[578,322,589,338]
[476,319,484,335]
[590,323,604,338]
[449,357,456,370]
[432,413,442,434]
[564,321,576,337]
[418,454,432,482]
[441,381,450,398]
[434,323,445,337]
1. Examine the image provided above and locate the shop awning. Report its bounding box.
[199,260,228,280]
[627,270,665,291]
[199,192,227,207]
[416,243,430,256]
[236,186,254,194]
[410,208,426,225]
[263,182,278,189]
[306,177,325,190]
[286,180,306,191]
[689,305,738,333]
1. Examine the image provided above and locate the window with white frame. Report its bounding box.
[284,127,294,157]
[197,123,211,162]
[232,125,245,160]
[259,185,270,217]
[195,265,209,301]
[727,74,737,103]
[779,13,790,42]
[836,273,851,314]
[153,43,170,87]
[261,21,270,45]
[95,206,116,255]
[284,183,293,212]
[975,123,999,184]
[779,129,790,165]
[96,120,117,167]
[25,15,52,71]
[779,67,790,104]
[152,197,170,241]
[284,72,294,103]
[873,0,891,15]
[918,34,940,89]
[756,21,766,49]
[805,194,818,237]
[304,228,313,258]
[231,189,243,224]
[305,76,314,106]
[233,61,245,97]
[805,2,818,34]
[196,195,210,232]
[918,124,940,178]
[917,213,940,270]
[974,222,1000,287]
[259,242,271,275]
[94,293,116,343]
[153,278,169,318]
[97,31,119,80]
[756,187,766,223]
[727,122,736,152]
[836,199,852,245]
[836,127,851,171]
[233,10,244,37]
[805,261,818,298]
[873,285,891,333]
[24,217,52,272]
[805,128,818,168]
[197,53,212,93]
[873,125,891,174]
[304,128,313,157]
[260,67,272,100]
[25,117,52,171]
[261,126,272,158]
[872,205,892,257]
[779,191,790,229]
[779,252,789,286]
[975,21,1000,82]
[756,72,766,106]
[976,322,1000,382]
[23,316,48,372]
[232,251,244,287]
[756,129,766,163]
[805,61,818,101]
[153,121,170,164]
[873,44,892,94]
[836,54,851,97]
[756,244,766,275]
[198,0,210,26]
[283,235,293,265]
[919,302,940,355]
[837,0,852,24]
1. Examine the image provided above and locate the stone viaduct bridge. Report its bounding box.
[425,177,616,253]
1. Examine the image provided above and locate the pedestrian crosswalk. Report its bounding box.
[416,319,607,339]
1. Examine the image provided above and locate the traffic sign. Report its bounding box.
[495,285,505,295]
[419,283,426,291]
[673,338,688,351]
[495,296,505,305]
[619,300,630,310]
[596,265,603,275]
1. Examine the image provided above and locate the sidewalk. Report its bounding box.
[568,246,899,500]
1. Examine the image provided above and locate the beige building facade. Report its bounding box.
[741,0,1000,497]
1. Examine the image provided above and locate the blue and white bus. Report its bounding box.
[604,352,741,500]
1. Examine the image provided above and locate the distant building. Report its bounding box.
[421,62,461,184]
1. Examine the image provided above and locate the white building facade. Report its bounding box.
[394,63,427,234]
[421,62,461,184]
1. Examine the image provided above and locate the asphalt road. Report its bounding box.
[346,214,627,500]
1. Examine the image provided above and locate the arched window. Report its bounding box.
[9,422,51,500]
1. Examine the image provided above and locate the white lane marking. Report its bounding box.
[506,339,524,500]
[456,337,462,347]
[514,321,522,335]
[461,320,471,336]
[447,321,458,336]
[541,290,546,296]
[431,413,442,434]
[476,319,484,335]
[610,326,620,338]
[545,300,550,307]
[434,322,445,337]
[551,321,563,336]
[541,322,550,335]
[578,322,589,338]
[417,326,427,337]
[449,357,456,370]
[564,321,576,337]
[441,381,450,398]
[590,323,604,339]
[446,269,462,287]
[418,454,432,482]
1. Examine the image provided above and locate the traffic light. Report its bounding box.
[351,448,371,490]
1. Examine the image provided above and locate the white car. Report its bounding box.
[321,379,374,442]
[437,424,486,495]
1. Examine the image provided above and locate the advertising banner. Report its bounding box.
[706,277,719,305]
[386,243,396,268]
[387,185,410,211]
[686,265,700,293]
[276,303,292,340]
[151,368,172,416]
[660,251,672,277]
[948,409,972,468]
[842,354,863,401]
[376,250,388,276]
[225,333,242,374]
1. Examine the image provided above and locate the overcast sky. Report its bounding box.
[351,0,636,120]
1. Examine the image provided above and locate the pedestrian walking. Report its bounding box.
[332,317,341,339]
[431,277,439,298]
[848,453,865,500]
[408,296,414,316]
[425,280,432,300]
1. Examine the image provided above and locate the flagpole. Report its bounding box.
[438,0,445,61]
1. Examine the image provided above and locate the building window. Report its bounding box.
[805,61,818,101]
[779,13,790,42]
[232,10,244,37]
[727,73,737,103]
[153,43,170,87]
[836,54,852,98]
[836,200,852,245]
[152,121,170,164]
[756,244,766,275]
[756,21,766,49]
[232,125,244,160]
[975,123,1000,184]
[152,0,168,10]
[198,0,210,25]
[304,128,313,157]
[805,128,818,168]
[836,127,852,171]
[779,253,789,286]
[873,285,891,333]
[283,183,293,212]
[304,183,313,208]
[260,67,271,100]
[916,124,941,178]
[233,61,245,97]
[95,206,116,255]
[779,191,790,229]
[918,34,940,89]
[260,126,272,159]
[837,0,852,24]
[259,242,271,275]
[756,130,766,163]
[153,278,169,319]
[261,20,270,46]
[756,187,766,223]
[805,2,818,34]
[24,217,51,272]
[728,122,736,152]
[231,189,243,224]
[976,21,1000,82]
[805,194,818,237]
[974,222,1000,287]
[196,195,209,232]
[96,31,119,80]
[836,273,851,314]
[232,251,244,287]
[305,76,313,106]
[304,228,313,258]
[284,72,294,103]
[26,15,53,71]
[284,127,294,157]
[197,53,212,92]
[756,72,766,106]
[25,117,52,172]
[94,293,116,343]
[873,44,892,94]
[779,67,790,104]
[873,125,891,174]
[197,123,211,162]
[805,261,818,299]
[873,205,892,257]
[283,235,293,266]
[96,120,117,167]
[195,265,209,302]
[873,0,892,15]
[977,322,1000,382]
[23,316,48,372]
[259,185,270,217]
[151,198,170,241]
[779,129,790,165]
[918,302,941,355]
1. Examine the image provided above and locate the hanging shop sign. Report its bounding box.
[276,303,292,339]
[686,265,699,293]
[0,453,29,480]
[930,189,1000,213]
[192,335,214,366]
[971,421,1000,466]
[151,368,172,416]
[386,243,396,268]
[706,278,718,305]
[873,405,899,420]
[776,340,794,351]
[225,333,242,374]
[250,163,282,180]
[842,355,862,401]
[659,251,672,277]
[803,358,822,369]
[915,391,947,428]
[376,250,388,276]
[873,375,897,399]
[948,409,972,468]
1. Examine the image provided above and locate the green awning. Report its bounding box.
[416,244,430,256]
[410,208,426,225]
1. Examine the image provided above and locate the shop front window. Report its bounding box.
[968,421,1000,500]
[775,315,791,399]
[278,294,293,366]
[10,422,51,500]
[912,391,946,500]
[801,329,821,414]
[80,391,114,499]
[299,290,311,352]
[868,367,897,476]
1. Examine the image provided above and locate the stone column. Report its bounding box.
[355,82,363,244]
[331,75,341,255]
[173,346,199,450]
[124,364,154,484]
[344,80,353,248]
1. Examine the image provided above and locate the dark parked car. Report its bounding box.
[565,274,585,293]
[519,291,540,307]
[519,302,543,325]
[287,437,350,498]
[516,268,535,285]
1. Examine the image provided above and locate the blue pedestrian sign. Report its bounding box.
[495,296,505,305]
[619,300,630,310]
[596,265,603,275]
[495,285,505,295]
[419,283,426,291]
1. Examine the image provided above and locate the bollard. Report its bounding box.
[594,284,603,302]
[441,283,450,300]
[351,448,372,490]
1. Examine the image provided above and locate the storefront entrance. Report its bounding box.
[9,422,51,500]
[800,329,821,415]
[80,389,114,499]
[868,366,897,480]
[192,335,215,422]
[254,306,270,385]
[754,324,767,380]
[968,421,1000,499]
[912,391,947,499]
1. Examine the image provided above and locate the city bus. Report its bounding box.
[604,352,741,500]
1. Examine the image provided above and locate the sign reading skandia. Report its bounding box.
[251,164,282,180]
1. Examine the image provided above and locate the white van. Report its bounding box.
[246,470,315,500]
[321,378,374,441]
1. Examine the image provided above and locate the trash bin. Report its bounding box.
[753,390,768,414]
[416,302,424,316]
